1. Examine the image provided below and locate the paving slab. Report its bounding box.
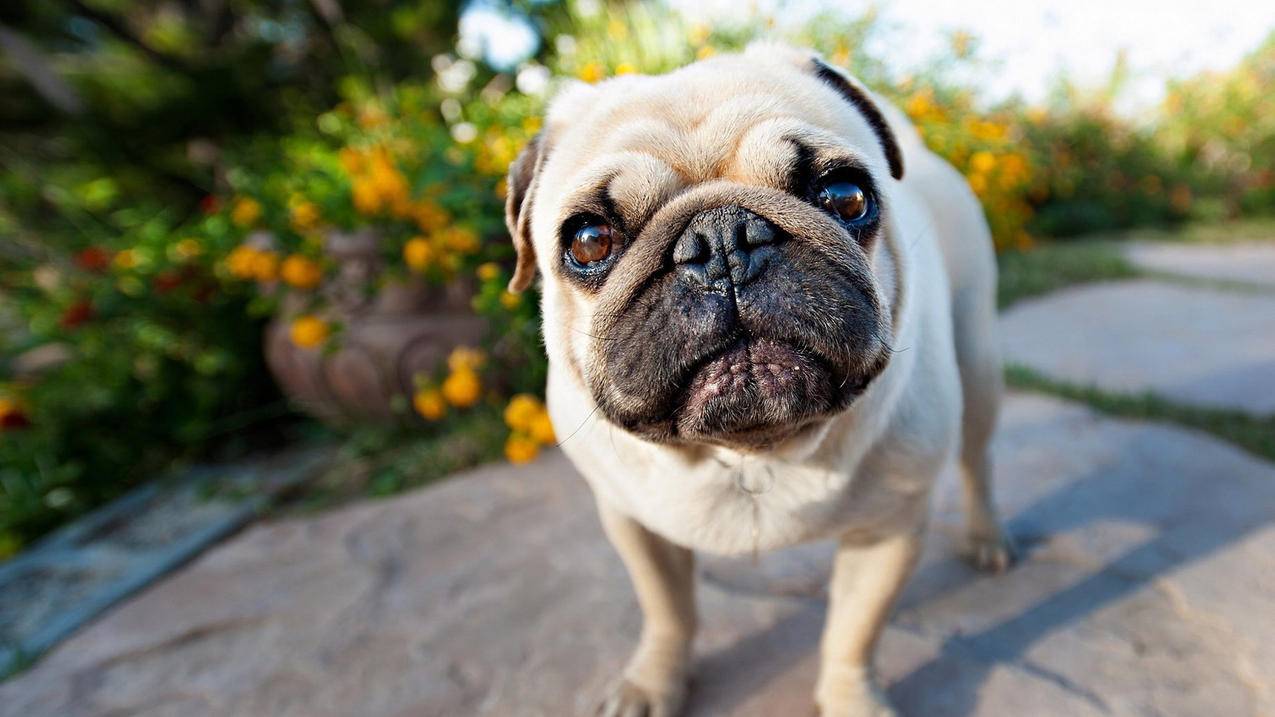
[1125,241,1275,287]
[1001,279,1275,414]
[1,393,1273,717]
[0,447,330,678]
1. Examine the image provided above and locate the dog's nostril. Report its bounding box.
[743,217,776,247]
[673,206,780,288]
[673,231,708,265]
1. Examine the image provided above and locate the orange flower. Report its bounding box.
[577,62,605,83]
[231,197,262,227]
[290,200,321,233]
[352,179,382,215]
[281,255,323,290]
[226,245,260,279]
[251,250,280,282]
[505,433,540,464]
[441,368,481,408]
[440,226,480,254]
[290,315,329,348]
[412,202,450,232]
[503,394,543,433]
[447,346,486,373]
[403,237,435,272]
[413,388,447,421]
[499,291,522,310]
[528,411,556,445]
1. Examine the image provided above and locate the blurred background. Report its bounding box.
[1,0,1274,670]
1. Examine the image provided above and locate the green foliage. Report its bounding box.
[996,241,1141,308]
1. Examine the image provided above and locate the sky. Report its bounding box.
[462,0,1275,113]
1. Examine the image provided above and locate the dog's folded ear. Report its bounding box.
[809,57,905,181]
[504,133,544,293]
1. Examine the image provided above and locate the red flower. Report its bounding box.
[199,195,221,214]
[60,300,95,329]
[0,409,31,430]
[152,270,183,294]
[74,247,112,273]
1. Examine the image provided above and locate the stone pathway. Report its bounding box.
[1001,279,1275,414]
[1125,241,1275,288]
[0,448,329,679]
[1,393,1272,717]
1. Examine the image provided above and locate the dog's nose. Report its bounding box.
[673,206,780,290]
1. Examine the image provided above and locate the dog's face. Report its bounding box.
[506,46,906,451]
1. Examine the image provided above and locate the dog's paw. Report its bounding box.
[962,526,1016,573]
[597,677,686,717]
[815,678,896,717]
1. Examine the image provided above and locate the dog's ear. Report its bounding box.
[808,57,905,181]
[504,133,544,293]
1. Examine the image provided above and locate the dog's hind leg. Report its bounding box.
[951,286,1015,572]
[596,500,696,717]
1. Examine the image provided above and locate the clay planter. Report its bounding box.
[264,229,485,425]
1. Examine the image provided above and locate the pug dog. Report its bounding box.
[502,43,1015,717]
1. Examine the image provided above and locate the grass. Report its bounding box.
[1082,216,1275,245]
[1005,364,1275,463]
[997,240,1141,308]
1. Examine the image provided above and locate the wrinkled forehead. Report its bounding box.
[535,57,886,225]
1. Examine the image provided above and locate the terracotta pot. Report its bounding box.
[264,229,486,425]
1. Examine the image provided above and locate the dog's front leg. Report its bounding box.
[815,528,922,717]
[596,500,696,717]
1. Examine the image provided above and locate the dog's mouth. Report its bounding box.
[666,337,853,449]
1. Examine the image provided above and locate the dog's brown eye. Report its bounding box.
[570,223,613,265]
[818,181,869,222]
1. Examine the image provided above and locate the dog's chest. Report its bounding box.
[563,431,924,555]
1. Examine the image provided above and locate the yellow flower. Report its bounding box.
[290,200,321,233]
[447,346,486,373]
[499,290,522,310]
[505,433,540,464]
[476,262,501,282]
[440,226,480,254]
[413,388,447,421]
[113,249,140,270]
[171,238,202,262]
[529,411,556,445]
[231,197,262,227]
[578,62,605,83]
[403,237,435,272]
[688,24,710,46]
[696,46,716,60]
[970,151,996,174]
[252,250,280,282]
[352,179,382,215]
[339,147,365,175]
[606,18,628,40]
[615,62,637,76]
[830,44,851,67]
[226,244,259,279]
[289,315,329,348]
[281,254,323,290]
[503,393,543,432]
[441,368,481,408]
[412,201,450,232]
